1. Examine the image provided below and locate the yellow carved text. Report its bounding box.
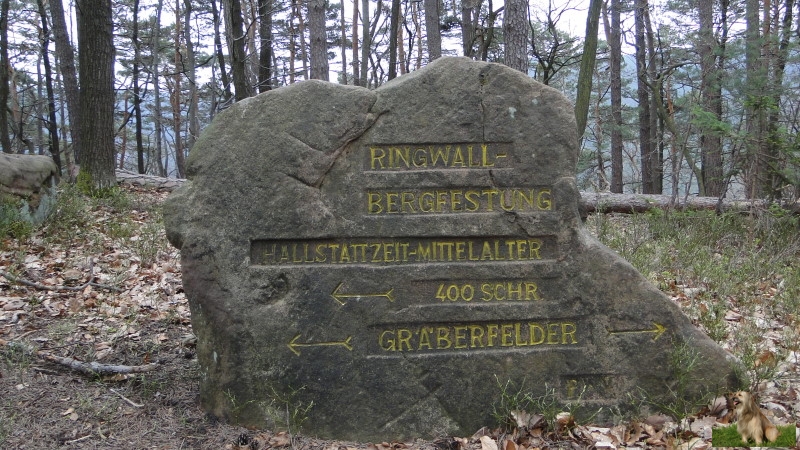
[367,188,552,214]
[378,322,578,352]
[435,282,541,301]
[369,144,507,170]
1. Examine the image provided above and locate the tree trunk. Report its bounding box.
[698,0,724,197]
[574,0,602,141]
[36,0,61,174]
[184,0,199,157]
[423,0,441,61]
[152,0,166,177]
[461,0,479,57]
[0,0,11,154]
[744,0,767,198]
[76,0,116,190]
[352,0,359,86]
[173,0,185,178]
[308,0,329,80]
[133,0,145,174]
[603,0,623,193]
[339,0,348,83]
[226,0,252,100]
[212,0,233,103]
[297,0,309,80]
[48,0,78,175]
[634,0,652,194]
[643,3,661,194]
[389,0,400,79]
[360,0,369,86]
[258,0,273,91]
[502,0,528,72]
[580,192,800,215]
[765,0,793,199]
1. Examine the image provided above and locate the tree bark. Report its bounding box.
[360,0,369,86]
[643,3,661,194]
[0,0,11,154]
[308,0,330,80]
[212,0,233,102]
[152,0,166,177]
[389,0,401,79]
[502,0,528,72]
[225,0,252,100]
[574,0,602,141]
[352,0,359,86]
[76,0,116,190]
[133,0,145,174]
[258,0,273,91]
[698,0,724,197]
[581,192,800,215]
[36,0,61,175]
[172,0,185,178]
[634,0,653,194]
[184,0,199,158]
[339,0,347,83]
[423,0,441,61]
[603,0,623,193]
[48,0,78,175]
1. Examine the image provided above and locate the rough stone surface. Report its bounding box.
[164,58,741,441]
[0,153,58,224]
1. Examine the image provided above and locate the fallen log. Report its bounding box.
[115,169,184,191]
[580,192,800,215]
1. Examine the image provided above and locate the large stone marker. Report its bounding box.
[164,58,740,441]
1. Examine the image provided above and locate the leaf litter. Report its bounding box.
[1,185,799,449]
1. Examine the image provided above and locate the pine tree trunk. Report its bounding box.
[173,0,185,178]
[698,0,724,197]
[0,0,12,154]
[258,0,273,91]
[226,0,252,100]
[352,0,359,86]
[212,0,233,102]
[48,0,78,175]
[389,0,400,79]
[423,0,441,61]
[152,0,166,177]
[502,0,527,72]
[308,0,329,80]
[634,0,652,194]
[360,0,369,86]
[184,0,199,157]
[36,0,61,174]
[133,0,145,174]
[574,0,602,140]
[76,0,116,190]
[603,0,623,193]
[339,0,347,83]
[745,0,766,198]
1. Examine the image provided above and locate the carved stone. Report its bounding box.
[164,58,740,441]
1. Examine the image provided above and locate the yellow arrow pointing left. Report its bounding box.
[287,334,354,356]
[331,282,395,306]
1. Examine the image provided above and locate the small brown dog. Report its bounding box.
[731,391,779,445]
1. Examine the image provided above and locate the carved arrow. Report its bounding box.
[606,322,667,341]
[330,282,395,306]
[287,334,354,356]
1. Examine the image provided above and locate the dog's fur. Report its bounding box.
[731,391,779,445]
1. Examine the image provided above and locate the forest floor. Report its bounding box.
[1,184,799,449]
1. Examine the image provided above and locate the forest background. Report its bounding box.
[1,0,799,204]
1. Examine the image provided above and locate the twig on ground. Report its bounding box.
[37,352,159,377]
[64,435,92,445]
[110,388,145,408]
[0,258,123,292]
